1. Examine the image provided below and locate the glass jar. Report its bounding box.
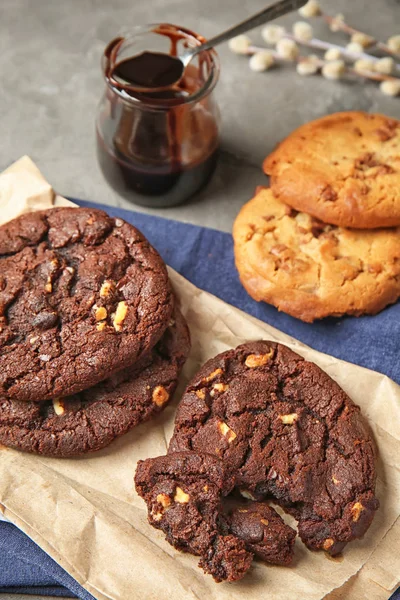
[96,24,221,208]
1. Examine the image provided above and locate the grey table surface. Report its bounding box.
[2,0,400,234]
[1,0,400,599]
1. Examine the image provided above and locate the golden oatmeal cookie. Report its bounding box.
[233,187,400,322]
[264,111,400,229]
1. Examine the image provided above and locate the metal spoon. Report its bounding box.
[113,0,308,91]
[177,0,308,78]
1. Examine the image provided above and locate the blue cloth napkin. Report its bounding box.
[1,199,399,599]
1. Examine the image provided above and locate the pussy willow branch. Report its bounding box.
[248,44,320,65]
[247,44,399,82]
[321,13,400,59]
[283,33,400,73]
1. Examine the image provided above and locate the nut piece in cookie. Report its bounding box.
[152,385,170,407]
[134,452,253,582]
[224,502,296,566]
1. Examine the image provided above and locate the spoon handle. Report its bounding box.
[195,0,308,54]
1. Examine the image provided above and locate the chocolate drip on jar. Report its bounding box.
[96,24,220,208]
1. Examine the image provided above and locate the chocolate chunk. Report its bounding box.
[225,502,296,565]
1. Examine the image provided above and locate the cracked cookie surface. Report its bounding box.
[233,187,400,321]
[264,111,400,229]
[169,341,379,556]
[0,306,190,456]
[135,451,253,582]
[0,207,173,402]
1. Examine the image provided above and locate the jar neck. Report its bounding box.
[102,24,219,109]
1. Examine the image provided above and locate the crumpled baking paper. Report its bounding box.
[0,157,399,600]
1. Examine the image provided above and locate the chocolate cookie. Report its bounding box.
[135,451,253,582]
[169,341,379,555]
[0,307,190,456]
[223,502,296,565]
[233,187,400,322]
[0,207,173,402]
[264,111,400,229]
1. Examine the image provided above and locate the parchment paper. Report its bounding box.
[0,157,399,600]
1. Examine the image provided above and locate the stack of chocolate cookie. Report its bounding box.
[234,111,400,322]
[0,207,190,457]
[135,341,379,582]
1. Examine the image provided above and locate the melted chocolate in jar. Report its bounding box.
[113,51,184,88]
[97,28,218,207]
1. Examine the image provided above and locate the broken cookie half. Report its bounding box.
[135,451,252,581]
[135,451,296,582]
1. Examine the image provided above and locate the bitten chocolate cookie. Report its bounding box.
[0,307,190,456]
[223,502,296,566]
[0,305,190,456]
[0,207,173,402]
[233,187,400,322]
[135,452,253,582]
[264,111,400,229]
[169,341,379,556]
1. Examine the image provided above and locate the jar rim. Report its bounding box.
[102,23,220,108]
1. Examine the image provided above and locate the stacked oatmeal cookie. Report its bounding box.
[0,207,190,456]
[233,111,400,322]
